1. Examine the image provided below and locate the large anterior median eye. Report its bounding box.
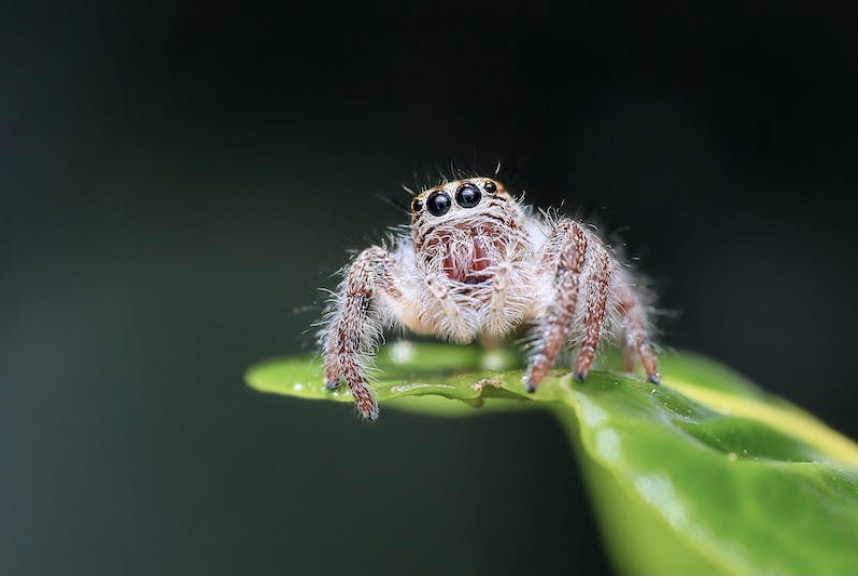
[426,191,451,216]
[455,183,482,208]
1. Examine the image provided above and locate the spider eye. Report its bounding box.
[483,180,497,194]
[455,183,482,208]
[411,198,424,212]
[426,191,451,216]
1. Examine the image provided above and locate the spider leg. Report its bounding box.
[321,246,411,420]
[573,248,611,381]
[485,262,512,336]
[524,220,588,392]
[621,328,636,372]
[615,283,660,384]
[425,274,467,341]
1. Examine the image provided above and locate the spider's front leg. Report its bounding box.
[524,220,589,391]
[321,246,409,420]
[524,219,618,391]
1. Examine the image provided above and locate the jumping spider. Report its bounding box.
[320,177,659,420]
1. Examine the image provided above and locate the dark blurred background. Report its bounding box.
[2,1,857,574]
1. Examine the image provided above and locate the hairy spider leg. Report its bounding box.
[573,248,611,381]
[524,220,588,391]
[615,284,660,384]
[621,327,636,372]
[323,246,411,420]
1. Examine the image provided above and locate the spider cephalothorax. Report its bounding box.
[320,177,659,420]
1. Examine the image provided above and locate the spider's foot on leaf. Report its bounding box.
[325,379,340,391]
[647,372,661,385]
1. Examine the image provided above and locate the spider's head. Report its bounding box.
[410,177,525,281]
[409,177,514,229]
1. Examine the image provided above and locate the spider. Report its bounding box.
[319,177,659,420]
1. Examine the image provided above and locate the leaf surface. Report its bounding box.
[246,343,858,574]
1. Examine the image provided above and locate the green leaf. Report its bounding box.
[245,342,858,574]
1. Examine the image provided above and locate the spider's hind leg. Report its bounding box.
[621,328,636,373]
[615,283,660,384]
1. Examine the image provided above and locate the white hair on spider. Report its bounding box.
[318,177,660,420]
